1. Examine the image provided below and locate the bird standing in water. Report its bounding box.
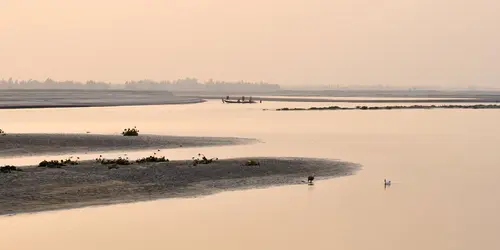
[384,179,391,186]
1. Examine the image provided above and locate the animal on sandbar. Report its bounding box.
[308,175,315,184]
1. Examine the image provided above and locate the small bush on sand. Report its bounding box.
[38,157,79,168]
[122,126,139,136]
[38,156,80,168]
[0,129,5,136]
[136,152,169,163]
[0,165,22,173]
[61,156,79,165]
[244,160,260,166]
[38,160,64,168]
[96,156,132,165]
[192,153,218,166]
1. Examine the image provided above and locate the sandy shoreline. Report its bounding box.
[272,104,500,111]
[179,94,500,103]
[0,89,204,109]
[0,134,258,157]
[0,157,359,216]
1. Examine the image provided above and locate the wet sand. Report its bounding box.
[0,89,203,109]
[272,104,500,111]
[0,134,257,157]
[179,94,500,103]
[0,157,359,215]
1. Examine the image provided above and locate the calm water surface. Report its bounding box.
[1,100,499,250]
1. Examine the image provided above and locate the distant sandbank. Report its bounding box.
[0,133,257,157]
[2,90,500,110]
[0,157,359,215]
[271,104,500,111]
[0,89,203,109]
[179,94,500,103]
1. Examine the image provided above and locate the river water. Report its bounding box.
[1,100,499,250]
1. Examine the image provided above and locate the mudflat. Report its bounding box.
[0,89,203,109]
[0,157,359,215]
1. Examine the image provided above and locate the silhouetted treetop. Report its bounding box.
[0,77,280,92]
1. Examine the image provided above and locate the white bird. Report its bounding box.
[384,179,391,185]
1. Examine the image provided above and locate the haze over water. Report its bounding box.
[2,0,499,88]
[1,100,499,249]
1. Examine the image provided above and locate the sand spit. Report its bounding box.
[272,104,500,111]
[0,134,257,157]
[178,94,500,103]
[0,157,359,215]
[0,89,204,109]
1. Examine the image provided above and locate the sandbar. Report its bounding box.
[0,157,359,215]
[0,89,203,109]
[272,104,500,111]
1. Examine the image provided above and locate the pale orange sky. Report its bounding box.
[0,0,498,87]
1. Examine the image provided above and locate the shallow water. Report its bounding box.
[262,95,477,100]
[1,100,500,250]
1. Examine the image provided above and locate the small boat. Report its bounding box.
[222,96,259,104]
[222,99,257,104]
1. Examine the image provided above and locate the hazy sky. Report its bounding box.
[1,0,498,87]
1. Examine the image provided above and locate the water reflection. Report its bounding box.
[0,100,500,250]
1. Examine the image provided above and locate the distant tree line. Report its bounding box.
[0,78,111,90]
[0,77,281,92]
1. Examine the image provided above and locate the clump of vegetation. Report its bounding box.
[192,153,218,166]
[38,156,80,168]
[0,165,22,173]
[244,160,260,166]
[96,156,132,165]
[136,152,169,163]
[122,126,139,136]
[0,129,5,136]
[38,160,64,168]
[61,156,79,165]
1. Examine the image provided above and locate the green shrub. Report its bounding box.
[38,160,64,168]
[192,153,218,166]
[61,156,79,165]
[96,156,132,165]
[38,157,79,168]
[136,152,169,163]
[122,126,139,136]
[0,165,22,173]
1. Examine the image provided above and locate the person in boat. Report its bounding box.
[242,96,245,102]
